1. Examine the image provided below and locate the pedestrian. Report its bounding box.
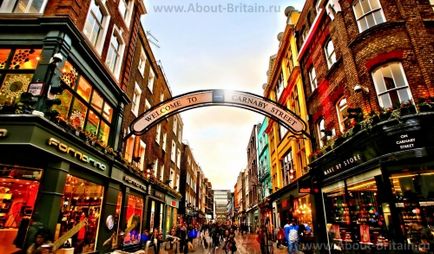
[26,229,52,254]
[276,227,285,248]
[284,219,299,254]
[223,235,237,254]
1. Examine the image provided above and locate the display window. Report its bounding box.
[293,195,313,234]
[54,60,114,146]
[149,200,155,231]
[0,164,42,254]
[123,193,143,245]
[0,48,41,106]
[112,192,122,249]
[390,170,434,250]
[323,169,389,248]
[58,174,104,253]
[166,207,172,234]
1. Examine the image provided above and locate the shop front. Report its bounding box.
[165,195,179,234]
[311,113,434,253]
[0,116,113,254]
[145,188,166,233]
[0,164,42,254]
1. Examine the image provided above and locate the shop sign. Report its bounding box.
[123,175,147,192]
[323,153,363,177]
[165,196,179,208]
[153,190,165,200]
[0,129,7,138]
[47,138,107,171]
[394,133,417,150]
[298,187,311,194]
[28,82,44,96]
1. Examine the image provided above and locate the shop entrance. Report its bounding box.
[0,164,42,254]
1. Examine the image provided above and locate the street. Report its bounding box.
[185,233,287,254]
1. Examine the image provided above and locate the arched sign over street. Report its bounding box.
[127,89,309,139]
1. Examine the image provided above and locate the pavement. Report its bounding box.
[181,233,288,254]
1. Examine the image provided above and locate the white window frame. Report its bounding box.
[145,99,151,110]
[83,0,110,55]
[317,118,326,148]
[431,0,434,11]
[176,148,181,168]
[131,82,141,116]
[178,128,182,143]
[173,117,178,134]
[171,141,176,162]
[148,68,155,93]
[275,72,285,100]
[153,159,158,178]
[162,132,167,151]
[137,140,146,171]
[336,97,349,133]
[138,47,147,77]
[308,66,317,92]
[324,38,337,69]
[170,169,175,188]
[118,0,134,27]
[352,0,386,33]
[155,124,161,144]
[124,134,135,162]
[105,26,125,80]
[159,164,164,181]
[0,0,48,13]
[371,62,413,109]
[160,93,164,102]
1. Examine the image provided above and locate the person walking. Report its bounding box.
[283,219,299,254]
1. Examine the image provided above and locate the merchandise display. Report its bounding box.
[57,175,103,254]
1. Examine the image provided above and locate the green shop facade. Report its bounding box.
[0,17,179,253]
[309,112,434,254]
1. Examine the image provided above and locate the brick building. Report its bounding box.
[295,0,434,251]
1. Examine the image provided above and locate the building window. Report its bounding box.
[106,28,125,79]
[138,48,147,77]
[148,68,155,93]
[431,0,434,11]
[178,128,182,143]
[336,97,350,132]
[145,99,151,110]
[0,48,41,105]
[83,0,110,54]
[162,132,167,151]
[282,151,294,185]
[123,193,143,245]
[160,93,164,102]
[131,83,141,116]
[124,136,145,169]
[371,62,413,109]
[316,118,326,148]
[0,0,47,13]
[324,39,337,69]
[170,169,175,188]
[275,72,284,101]
[353,0,385,33]
[171,141,176,162]
[177,148,181,168]
[155,124,161,144]
[308,66,317,92]
[159,164,164,181]
[59,175,104,252]
[153,159,158,178]
[173,117,178,134]
[54,61,114,145]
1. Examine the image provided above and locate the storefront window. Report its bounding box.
[0,48,41,105]
[0,164,41,254]
[390,170,434,249]
[54,60,114,146]
[112,192,122,249]
[150,200,155,231]
[58,175,104,253]
[123,193,143,245]
[159,203,164,231]
[324,169,389,248]
[294,195,313,233]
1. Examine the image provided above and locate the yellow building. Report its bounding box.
[263,7,312,228]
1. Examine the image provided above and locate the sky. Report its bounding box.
[142,0,306,190]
